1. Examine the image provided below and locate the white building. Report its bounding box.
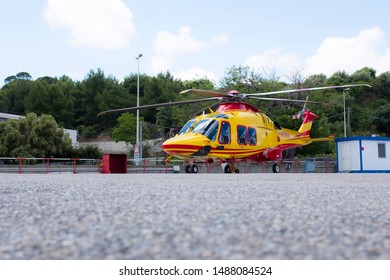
[336,136,390,173]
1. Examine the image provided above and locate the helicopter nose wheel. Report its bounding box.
[272,163,280,173]
[185,164,199,173]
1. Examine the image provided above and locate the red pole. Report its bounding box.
[143,158,146,173]
[18,158,23,174]
[45,158,50,174]
[73,158,77,174]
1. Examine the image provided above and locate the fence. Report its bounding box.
[0,157,336,174]
[0,157,101,174]
[127,158,336,174]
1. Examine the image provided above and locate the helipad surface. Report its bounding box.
[1,173,389,259]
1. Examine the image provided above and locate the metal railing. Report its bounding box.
[0,157,336,174]
[0,157,101,174]
[127,157,336,174]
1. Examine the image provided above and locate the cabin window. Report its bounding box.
[237,125,247,145]
[192,119,219,141]
[248,127,257,145]
[203,120,219,141]
[378,143,386,158]
[192,119,209,134]
[219,121,231,144]
[179,120,195,134]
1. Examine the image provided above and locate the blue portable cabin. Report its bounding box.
[335,136,390,173]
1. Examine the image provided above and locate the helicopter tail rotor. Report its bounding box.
[291,96,310,119]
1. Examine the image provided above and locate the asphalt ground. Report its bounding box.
[1,173,390,260]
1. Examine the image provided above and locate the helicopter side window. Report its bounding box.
[179,120,195,134]
[219,121,231,144]
[248,127,257,145]
[237,125,247,145]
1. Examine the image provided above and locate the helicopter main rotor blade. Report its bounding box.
[180,89,232,98]
[248,96,321,104]
[246,84,372,97]
[98,97,220,116]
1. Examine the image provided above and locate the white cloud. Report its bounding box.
[152,26,229,73]
[172,67,218,82]
[243,27,390,80]
[244,48,301,79]
[43,0,136,50]
[304,26,390,76]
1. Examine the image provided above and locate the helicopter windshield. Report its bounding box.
[192,119,219,141]
[179,119,195,134]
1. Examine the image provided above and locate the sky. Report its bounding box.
[1,0,390,86]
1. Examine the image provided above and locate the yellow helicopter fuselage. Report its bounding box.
[162,102,327,163]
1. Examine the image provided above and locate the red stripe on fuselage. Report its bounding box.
[163,144,202,150]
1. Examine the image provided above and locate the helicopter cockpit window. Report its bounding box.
[219,121,231,144]
[192,119,219,141]
[248,127,257,145]
[179,120,195,134]
[237,125,247,145]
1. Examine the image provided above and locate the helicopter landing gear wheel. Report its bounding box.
[185,164,198,173]
[272,163,280,173]
[224,163,239,173]
[191,164,199,173]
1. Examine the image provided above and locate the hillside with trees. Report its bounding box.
[1,66,389,158]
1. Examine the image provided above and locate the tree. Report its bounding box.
[3,72,32,84]
[303,74,327,87]
[141,72,183,123]
[75,69,130,136]
[183,77,215,90]
[23,77,76,128]
[112,113,149,144]
[16,72,32,80]
[0,113,73,157]
[371,103,390,135]
[350,67,376,83]
[0,78,32,114]
[4,75,16,84]
[326,71,350,85]
[220,65,265,93]
[155,106,183,137]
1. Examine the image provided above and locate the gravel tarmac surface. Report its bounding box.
[1,173,390,259]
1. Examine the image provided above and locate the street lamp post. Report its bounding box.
[343,88,349,138]
[136,54,143,160]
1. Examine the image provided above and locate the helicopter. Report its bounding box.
[100,84,371,173]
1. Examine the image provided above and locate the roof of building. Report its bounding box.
[335,136,390,142]
[0,112,24,121]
